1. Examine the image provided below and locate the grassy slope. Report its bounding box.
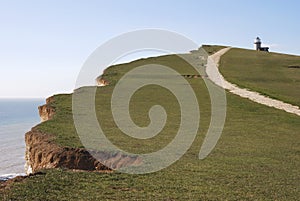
[202,44,228,55]
[1,49,300,200]
[219,48,300,107]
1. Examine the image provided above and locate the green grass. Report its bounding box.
[219,48,300,106]
[202,45,228,55]
[1,48,299,200]
[35,94,83,148]
[36,54,205,148]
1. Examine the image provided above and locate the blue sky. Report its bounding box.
[1,0,299,98]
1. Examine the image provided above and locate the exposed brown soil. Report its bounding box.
[25,128,142,174]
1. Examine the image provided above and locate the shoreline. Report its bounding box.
[0,173,26,182]
[0,99,43,181]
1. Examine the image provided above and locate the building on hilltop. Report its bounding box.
[254,37,269,52]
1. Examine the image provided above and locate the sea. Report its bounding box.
[0,99,44,181]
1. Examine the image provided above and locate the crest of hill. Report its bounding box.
[2,45,300,200]
[218,47,300,107]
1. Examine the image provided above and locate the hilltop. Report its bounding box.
[219,48,300,107]
[1,45,299,200]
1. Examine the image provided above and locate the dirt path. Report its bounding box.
[206,47,300,116]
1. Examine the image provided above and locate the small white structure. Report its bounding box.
[254,37,269,52]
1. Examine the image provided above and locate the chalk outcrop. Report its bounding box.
[38,97,55,122]
[96,76,109,86]
[25,129,114,174]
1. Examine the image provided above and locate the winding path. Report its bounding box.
[206,47,300,116]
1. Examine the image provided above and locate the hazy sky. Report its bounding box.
[1,0,299,98]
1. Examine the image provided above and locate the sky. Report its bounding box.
[0,0,299,98]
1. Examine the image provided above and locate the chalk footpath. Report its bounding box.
[206,47,300,116]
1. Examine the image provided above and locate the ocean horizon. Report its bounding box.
[0,98,44,180]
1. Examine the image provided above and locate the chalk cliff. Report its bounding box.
[96,75,109,86]
[38,97,55,122]
[25,96,141,175]
[24,129,112,174]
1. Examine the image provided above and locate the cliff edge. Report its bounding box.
[25,96,141,175]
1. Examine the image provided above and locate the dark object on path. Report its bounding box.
[288,65,300,69]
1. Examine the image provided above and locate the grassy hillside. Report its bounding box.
[37,54,205,148]
[219,48,300,106]
[202,44,228,55]
[1,48,299,200]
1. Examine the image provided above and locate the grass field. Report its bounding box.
[202,45,228,55]
[219,48,300,107]
[1,47,299,200]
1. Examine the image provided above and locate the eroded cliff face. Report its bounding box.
[96,76,109,86]
[38,97,55,122]
[24,129,111,174]
[25,96,142,174]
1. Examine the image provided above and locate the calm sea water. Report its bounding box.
[0,99,44,180]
